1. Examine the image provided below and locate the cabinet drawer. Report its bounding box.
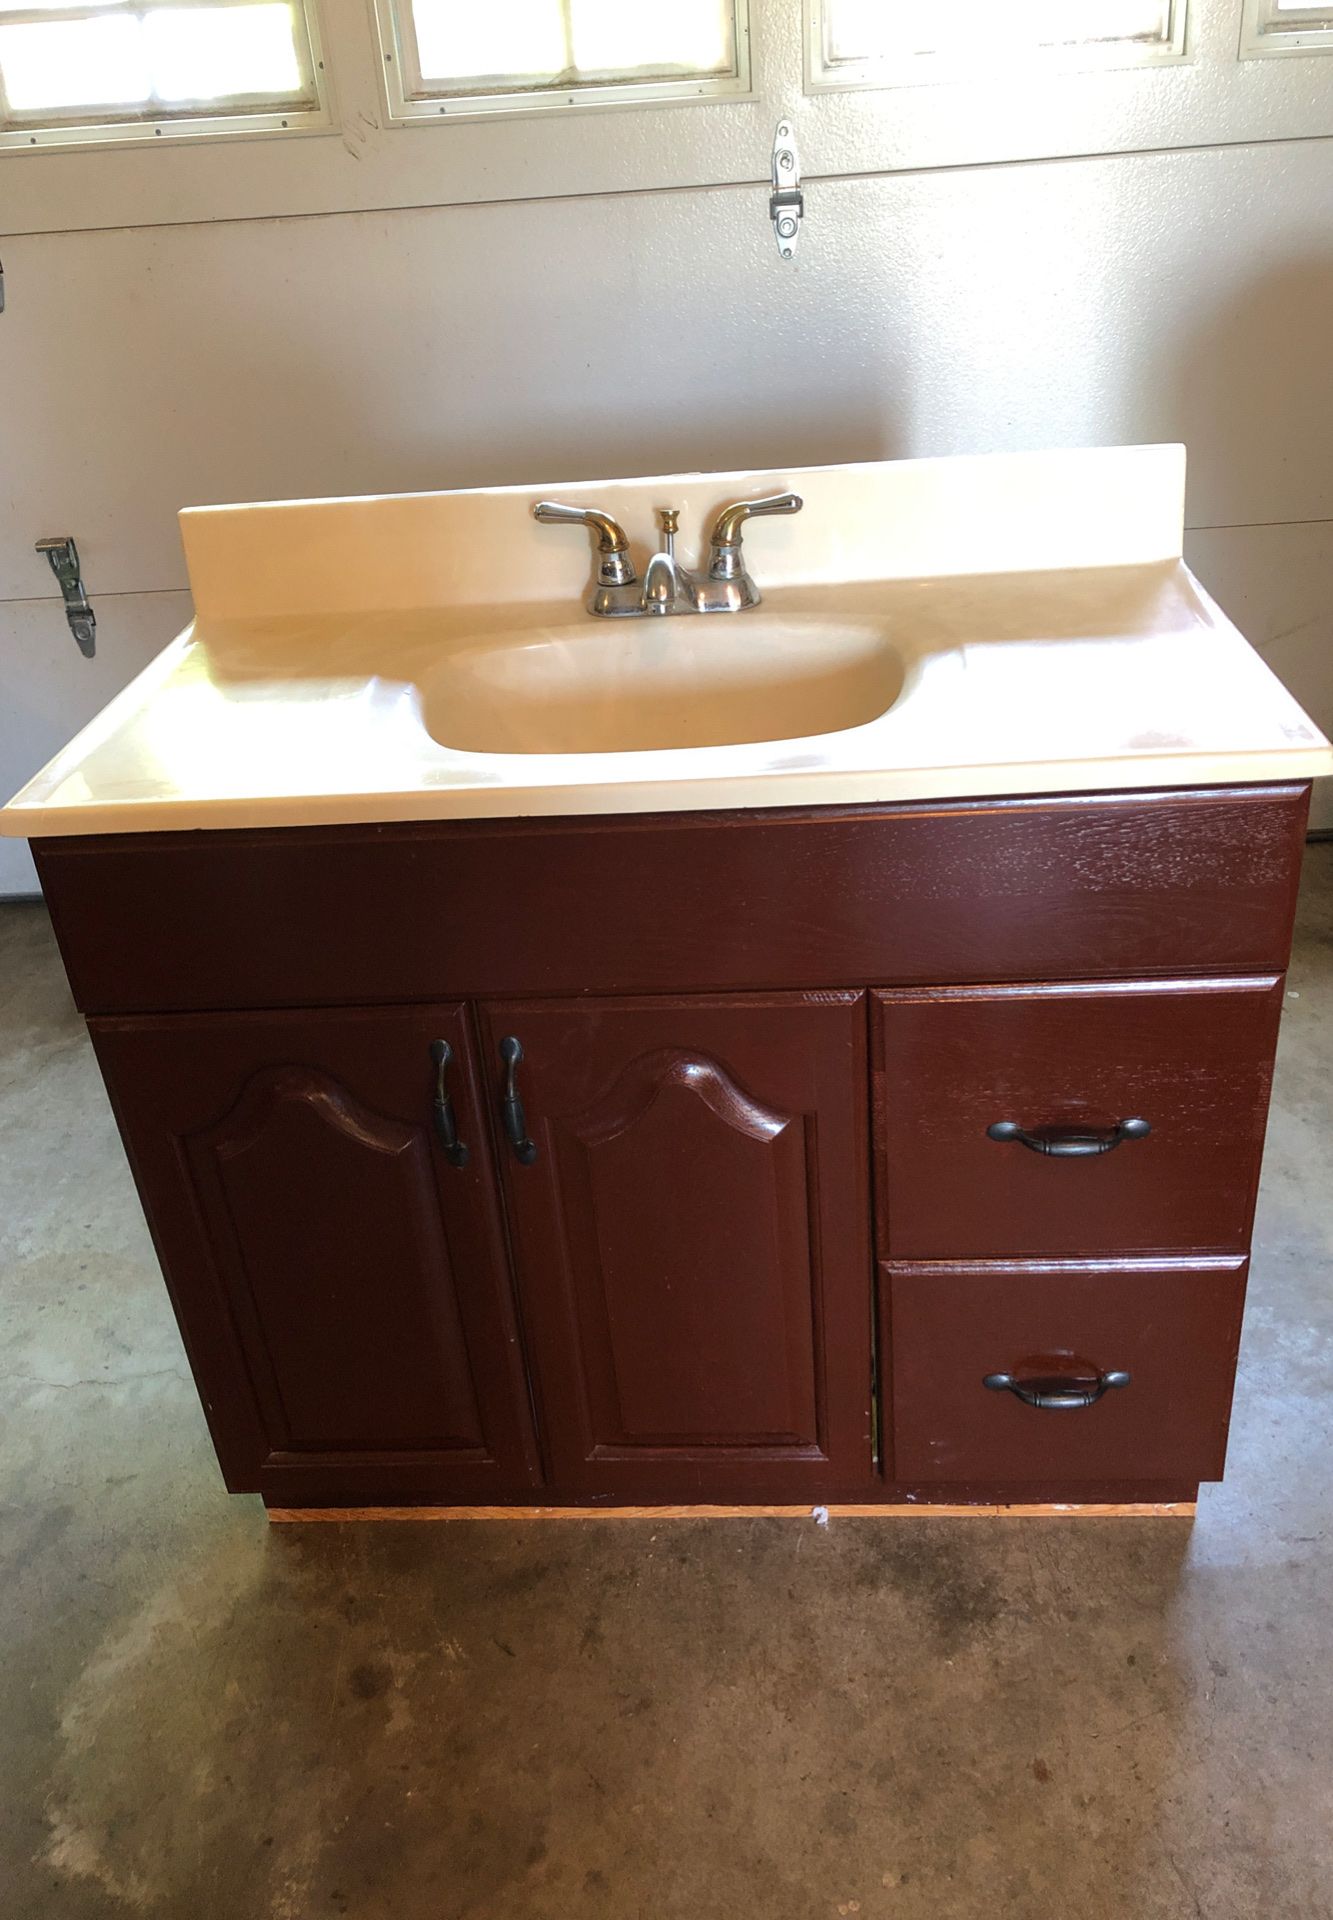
[886,1257,1247,1484]
[874,977,1283,1259]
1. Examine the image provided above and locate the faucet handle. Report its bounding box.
[533,501,636,588]
[704,492,803,601]
[708,492,803,553]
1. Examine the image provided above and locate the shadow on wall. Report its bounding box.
[1165,254,1333,533]
[153,188,905,504]
[1163,255,1333,822]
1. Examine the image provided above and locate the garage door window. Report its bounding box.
[375,0,750,122]
[0,0,327,146]
[808,0,1187,89]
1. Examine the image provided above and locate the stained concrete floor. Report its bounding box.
[1,849,1331,1920]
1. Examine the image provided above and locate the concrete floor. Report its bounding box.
[1,850,1331,1920]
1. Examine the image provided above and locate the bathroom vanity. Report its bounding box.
[6,446,1330,1513]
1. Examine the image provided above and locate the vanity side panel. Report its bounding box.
[33,785,1311,1014]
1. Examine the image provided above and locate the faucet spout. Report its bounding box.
[638,507,695,615]
[641,549,693,615]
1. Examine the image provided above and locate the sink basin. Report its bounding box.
[420,612,906,755]
[14,446,1328,839]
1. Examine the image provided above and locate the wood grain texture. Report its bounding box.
[90,1005,541,1494]
[874,976,1284,1259]
[40,782,1311,1509]
[479,993,875,1501]
[35,784,1310,1015]
[886,1256,1248,1485]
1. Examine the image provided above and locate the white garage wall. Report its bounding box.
[2,57,1331,893]
[0,594,194,893]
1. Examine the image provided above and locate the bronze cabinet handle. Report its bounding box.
[429,1040,469,1169]
[499,1036,538,1166]
[983,1369,1131,1410]
[986,1117,1150,1157]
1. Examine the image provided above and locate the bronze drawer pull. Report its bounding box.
[429,1040,469,1168]
[983,1369,1131,1410]
[499,1036,539,1166]
[986,1117,1150,1157]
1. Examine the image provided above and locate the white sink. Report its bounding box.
[419,611,906,755]
[4,446,1331,839]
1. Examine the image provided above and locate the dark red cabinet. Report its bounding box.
[90,1006,541,1504]
[478,994,875,1500]
[874,977,1284,1260]
[886,1257,1248,1484]
[90,992,877,1505]
[36,784,1308,1509]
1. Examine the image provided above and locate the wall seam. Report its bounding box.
[4,517,1333,609]
[4,126,1333,245]
[1,588,192,609]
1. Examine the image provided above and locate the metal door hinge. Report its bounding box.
[36,536,96,657]
[770,119,803,260]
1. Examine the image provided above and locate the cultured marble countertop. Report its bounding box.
[4,448,1330,838]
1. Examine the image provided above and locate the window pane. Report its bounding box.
[407,0,737,95]
[144,4,304,102]
[567,0,732,76]
[411,0,565,87]
[827,0,1172,63]
[0,0,125,14]
[0,0,321,129]
[0,12,147,108]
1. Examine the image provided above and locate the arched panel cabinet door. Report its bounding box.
[480,993,874,1501]
[89,1006,540,1505]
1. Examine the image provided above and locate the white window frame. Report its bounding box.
[372,0,752,126]
[1241,0,1333,56]
[805,0,1189,94]
[0,0,331,151]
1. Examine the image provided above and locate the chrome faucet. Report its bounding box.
[533,492,803,617]
[640,509,695,616]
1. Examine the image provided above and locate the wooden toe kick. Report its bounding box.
[265,1500,1198,1523]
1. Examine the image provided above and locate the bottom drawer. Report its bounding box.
[887,1257,1247,1484]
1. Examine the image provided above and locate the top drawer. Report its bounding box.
[874,976,1284,1259]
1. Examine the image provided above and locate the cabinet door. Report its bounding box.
[91,1007,540,1503]
[479,994,873,1500]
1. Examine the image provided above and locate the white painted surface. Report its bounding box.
[0,592,193,893]
[3,452,1328,839]
[3,140,1333,606]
